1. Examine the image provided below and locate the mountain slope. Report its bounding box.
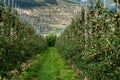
[16,0,81,34]
[20,4,81,34]
[0,0,81,34]
[0,0,79,8]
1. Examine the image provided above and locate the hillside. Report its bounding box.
[0,0,80,8]
[14,0,58,7]
[0,0,81,34]
[16,0,81,34]
[1,0,116,34]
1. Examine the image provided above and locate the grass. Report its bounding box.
[15,47,77,80]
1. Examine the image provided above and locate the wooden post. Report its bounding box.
[0,22,3,36]
[18,5,20,15]
[117,0,119,12]
[15,3,17,10]
[104,0,106,8]
[85,0,88,47]
[4,0,6,7]
[11,0,14,13]
[8,0,10,6]
[20,7,22,19]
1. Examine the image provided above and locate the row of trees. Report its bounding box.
[56,0,120,80]
[0,6,47,79]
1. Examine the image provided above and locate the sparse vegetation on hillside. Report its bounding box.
[21,5,81,34]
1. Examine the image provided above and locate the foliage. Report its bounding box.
[47,34,56,47]
[0,6,47,79]
[56,0,120,80]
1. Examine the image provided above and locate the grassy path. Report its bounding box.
[17,47,77,80]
